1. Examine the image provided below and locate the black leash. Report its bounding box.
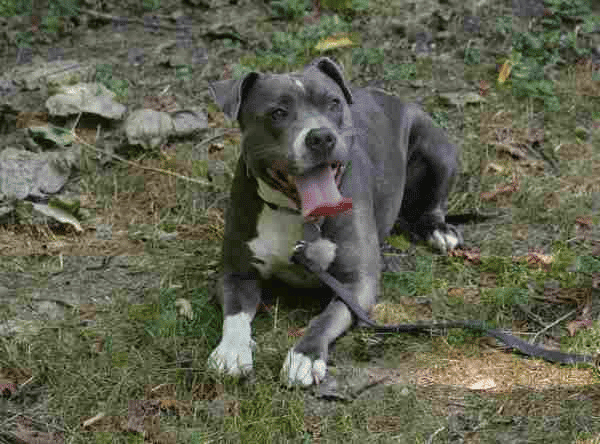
[291,241,598,366]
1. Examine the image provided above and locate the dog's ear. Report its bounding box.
[310,57,353,105]
[208,72,260,121]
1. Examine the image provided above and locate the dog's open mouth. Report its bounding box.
[266,161,352,220]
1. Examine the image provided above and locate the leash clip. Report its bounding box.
[293,240,307,253]
[291,241,307,265]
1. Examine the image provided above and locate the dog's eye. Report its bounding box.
[328,98,341,112]
[271,109,287,121]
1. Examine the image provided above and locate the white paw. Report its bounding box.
[208,312,255,376]
[281,348,327,387]
[428,229,460,253]
[208,337,256,376]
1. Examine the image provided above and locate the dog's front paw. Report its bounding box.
[208,337,256,377]
[281,348,327,387]
[428,225,462,253]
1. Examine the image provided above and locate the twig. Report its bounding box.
[531,309,576,344]
[48,120,235,187]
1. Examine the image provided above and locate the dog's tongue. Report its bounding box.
[294,166,352,220]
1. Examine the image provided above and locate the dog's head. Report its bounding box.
[210,57,355,220]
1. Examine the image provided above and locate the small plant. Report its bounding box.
[245,14,351,69]
[271,0,310,19]
[0,0,29,16]
[464,47,480,65]
[384,63,416,81]
[353,47,385,65]
[430,111,449,130]
[507,0,592,112]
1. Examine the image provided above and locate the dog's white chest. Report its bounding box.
[248,204,338,288]
[247,205,317,286]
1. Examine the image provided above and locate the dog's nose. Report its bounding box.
[305,127,336,155]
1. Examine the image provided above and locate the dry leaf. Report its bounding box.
[498,60,512,83]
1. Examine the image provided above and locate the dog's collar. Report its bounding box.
[256,176,325,243]
[256,178,302,215]
[255,178,325,241]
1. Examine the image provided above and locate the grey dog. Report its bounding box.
[208,57,462,386]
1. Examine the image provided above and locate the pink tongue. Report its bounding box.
[293,166,352,220]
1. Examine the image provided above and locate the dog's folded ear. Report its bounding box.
[209,72,260,121]
[308,57,353,105]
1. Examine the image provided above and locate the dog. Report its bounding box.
[207,57,462,386]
